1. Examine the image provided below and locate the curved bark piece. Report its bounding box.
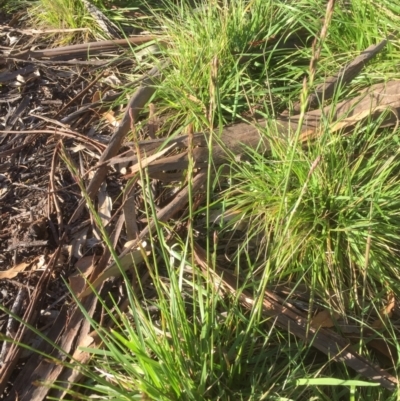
[288,37,391,114]
[69,64,166,223]
[136,80,400,174]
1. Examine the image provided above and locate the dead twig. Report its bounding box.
[193,243,398,391]
[49,142,63,243]
[6,240,48,251]
[54,70,106,117]
[118,172,207,259]
[2,128,106,153]
[69,63,167,223]
[6,36,163,62]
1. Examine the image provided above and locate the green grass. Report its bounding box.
[130,0,400,133]
[26,0,111,42]
[5,0,400,400]
[145,0,324,130]
[225,117,400,311]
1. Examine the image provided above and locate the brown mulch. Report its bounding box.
[1,4,400,400]
[0,11,167,398]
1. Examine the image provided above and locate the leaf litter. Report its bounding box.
[1,2,400,399]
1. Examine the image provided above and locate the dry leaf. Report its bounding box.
[311,309,340,329]
[79,244,149,298]
[123,190,138,241]
[103,74,121,86]
[70,144,87,153]
[383,292,396,316]
[98,182,112,226]
[70,332,99,365]
[124,143,176,178]
[330,104,400,133]
[70,226,89,259]
[103,111,118,127]
[91,90,101,103]
[69,255,97,296]
[372,292,395,329]
[0,261,31,279]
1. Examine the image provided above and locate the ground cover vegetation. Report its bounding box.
[2,0,400,400]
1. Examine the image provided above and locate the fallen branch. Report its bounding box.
[129,80,400,175]
[5,36,163,62]
[193,243,398,391]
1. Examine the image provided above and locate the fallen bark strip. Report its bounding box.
[130,80,400,174]
[3,305,69,400]
[7,293,100,401]
[51,174,208,398]
[0,245,64,396]
[7,174,207,401]
[288,36,391,114]
[82,0,121,39]
[6,36,161,61]
[0,65,37,83]
[7,243,116,401]
[7,218,126,400]
[69,63,166,223]
[0,288,28,368]
[6,240,48,251]
[1,129,106,153]
[193,243,398,391]
[0,26,90,35]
